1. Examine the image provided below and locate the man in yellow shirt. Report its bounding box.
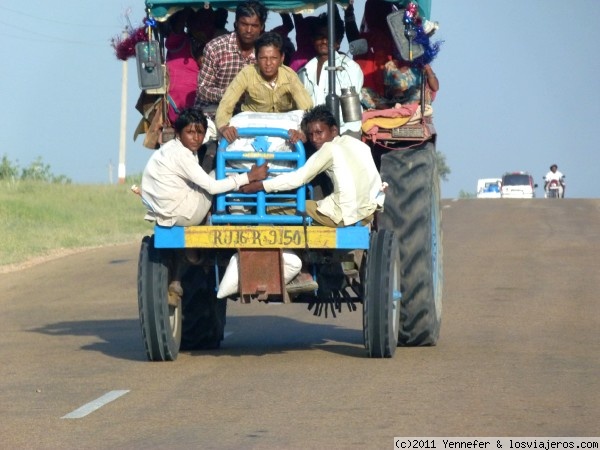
[216,31,313,143]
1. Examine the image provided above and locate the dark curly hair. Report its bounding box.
[313,8,345,44]
[174,107,208,133]
[235,1,268,26]
[301,104,339,130]
[254,31,284,55]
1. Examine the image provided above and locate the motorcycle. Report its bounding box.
[544,178,564,198]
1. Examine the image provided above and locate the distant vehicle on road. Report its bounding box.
[500,172,538,199]
[134,0,443,362]
[476,178,501,199]
[544,178,564,198]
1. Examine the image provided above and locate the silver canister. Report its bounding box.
[339,86,362,123]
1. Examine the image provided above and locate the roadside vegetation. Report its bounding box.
[0,152,452,268]
[436,152,450,181]
[0,155,152,268]
[459,190,476,198]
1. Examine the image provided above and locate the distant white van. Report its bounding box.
[500,172,538,199]
[476,178,502,198]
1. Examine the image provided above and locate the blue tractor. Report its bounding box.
[136,0,442,360]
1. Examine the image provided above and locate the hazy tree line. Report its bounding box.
[436,152,450,181]
[0,155,71,184]
[0,152,450,186]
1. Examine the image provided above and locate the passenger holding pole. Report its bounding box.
[298,12,364,138]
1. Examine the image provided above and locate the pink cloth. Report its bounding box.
[289,14,319,72]
[362,104,419,121]
[361,104,420,136]
[165,33,199,124]
[289,49,315,72]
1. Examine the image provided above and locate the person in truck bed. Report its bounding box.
[344,0,440,110]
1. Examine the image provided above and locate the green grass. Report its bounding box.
[0,180,154,267]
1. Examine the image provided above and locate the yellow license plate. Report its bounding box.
[184,226,337,249]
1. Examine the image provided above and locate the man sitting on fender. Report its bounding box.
[240,104,386,227]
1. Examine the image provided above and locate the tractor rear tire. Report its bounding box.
[377,142,443,346]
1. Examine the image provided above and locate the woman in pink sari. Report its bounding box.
[165,8,216,124]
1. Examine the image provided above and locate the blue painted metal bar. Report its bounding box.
[213,127,307,225]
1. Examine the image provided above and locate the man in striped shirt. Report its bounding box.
[195,1,268,111]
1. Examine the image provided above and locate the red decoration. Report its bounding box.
[111,26,148,61]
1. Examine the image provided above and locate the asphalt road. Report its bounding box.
[1,199,599,449]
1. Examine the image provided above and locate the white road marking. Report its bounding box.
[61,390,130,419]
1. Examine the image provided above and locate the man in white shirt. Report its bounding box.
[236,104,384,294]
[297,13,364,138]
[241,104,385,227]
[544,164,565,198]
[142,108,267,227]
[141,107,267,302]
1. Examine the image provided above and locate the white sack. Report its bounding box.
[216,250,302,299]
[226,110,305,171]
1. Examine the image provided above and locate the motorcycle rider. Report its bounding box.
[544,164,565,198]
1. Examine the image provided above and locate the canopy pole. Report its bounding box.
[118,27,128,184]
[325,0,340,126]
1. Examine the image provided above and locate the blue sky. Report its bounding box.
[1,0,599,198]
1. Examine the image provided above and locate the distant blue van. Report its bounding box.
[476,178,501,199]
